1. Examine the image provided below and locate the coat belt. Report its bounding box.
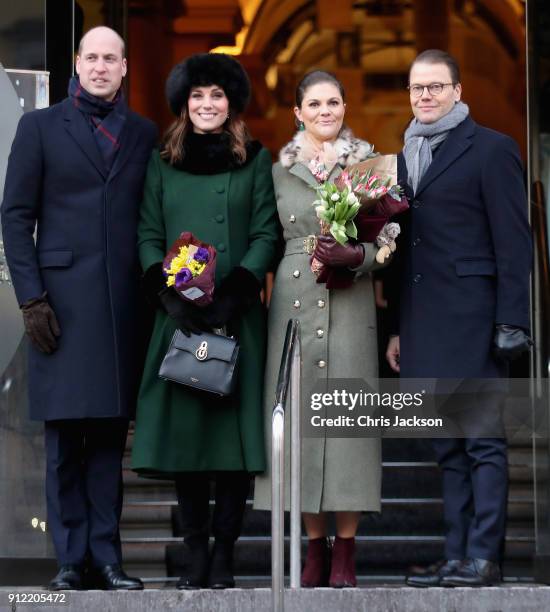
[284,235,317,256]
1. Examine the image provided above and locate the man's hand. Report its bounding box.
[313,235,364,269]
[386,335,400,373]
[493,324,532,361]
[21,296,61,354]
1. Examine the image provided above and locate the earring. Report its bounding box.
[299,121,305,131]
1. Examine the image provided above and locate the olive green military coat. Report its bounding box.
[254,129,387,512]
[131,146,279,475]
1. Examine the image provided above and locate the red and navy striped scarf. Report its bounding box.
[69,76,127,172]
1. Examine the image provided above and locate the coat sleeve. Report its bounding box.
[239,147,280,282]
[137,150,166,272]
[0,111,45,305]
[481,135,532,330]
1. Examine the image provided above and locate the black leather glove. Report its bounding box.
[158,288,210,337]
[493,324,533,361]
[21,293,61,354]
[202,266,261,328]
[313,235,364,269]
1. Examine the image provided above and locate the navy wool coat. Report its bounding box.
[1,98,157,420]
[390,116,531,378]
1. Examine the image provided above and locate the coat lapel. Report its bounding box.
[107,112,140,183]
[289,162,321,190]
[415,116,476,196]
[62,99,107,180]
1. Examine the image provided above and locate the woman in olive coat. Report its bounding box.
[131,53,279,589]
[254,71,389,588]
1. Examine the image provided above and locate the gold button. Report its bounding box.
[318,360,326,368]
[293,300,301,309]
[289,214,296,223]
[293,270,300,278]
[316,329,324,338]
[317,299,325,308]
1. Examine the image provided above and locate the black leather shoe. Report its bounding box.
[49,565,84,591]
[177,534,209,590]
[441,558,501,587]
[96,564,144,590]
[207,540,235,589]
[406,559,462,587]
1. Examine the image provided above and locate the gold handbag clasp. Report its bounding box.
[303,234,317,255]
[195,341,208,361]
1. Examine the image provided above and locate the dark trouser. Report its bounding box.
[431,436,508,562]
[44,418,129,568]
[174,472,250,542]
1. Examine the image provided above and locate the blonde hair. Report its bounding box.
[161,110,250,166]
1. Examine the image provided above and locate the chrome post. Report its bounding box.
[271,403,285,612]
[289,328,301,589]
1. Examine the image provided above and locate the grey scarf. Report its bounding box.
[403,101,470,193]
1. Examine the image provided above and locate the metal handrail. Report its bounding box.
[531,180,550,380]
[271,319,301,612]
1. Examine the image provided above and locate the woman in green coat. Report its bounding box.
[254,71,390,588]
[131,53,279,590]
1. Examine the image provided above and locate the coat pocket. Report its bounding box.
[455,258,496,277]
[38,249,73,269]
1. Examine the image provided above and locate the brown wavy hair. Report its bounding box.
[161,109,250,165]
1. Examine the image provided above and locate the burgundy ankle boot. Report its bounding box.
[329,536,356,587]
[301,537,331,587]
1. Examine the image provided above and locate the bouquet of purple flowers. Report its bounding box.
[163,232,217,306]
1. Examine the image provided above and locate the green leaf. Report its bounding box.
[346,221,358,239]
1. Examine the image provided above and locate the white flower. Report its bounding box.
[331,193,340,201]
[315,205,326,215]
[347,193,358,204]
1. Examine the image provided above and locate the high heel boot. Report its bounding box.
[301,537,332,587]
[329,536,356,587]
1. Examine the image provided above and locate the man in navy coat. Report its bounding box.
[386,50,532,586]
[1,26,157,590]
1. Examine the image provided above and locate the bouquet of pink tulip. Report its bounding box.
[310,155,409,288]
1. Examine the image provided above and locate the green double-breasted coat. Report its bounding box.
[131,146,279,476]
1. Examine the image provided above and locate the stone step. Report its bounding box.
[120,530,535,572]
[4,585,550,612]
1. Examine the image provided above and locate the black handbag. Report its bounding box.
[158,329,239,396]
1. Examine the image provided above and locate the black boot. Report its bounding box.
[208,539,235,589]
[175,473,211,590]
[177,534,210,590]
[208,471,250,589]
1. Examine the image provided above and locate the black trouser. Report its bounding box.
[174,472,250,542]
[431,389,508,562]
[44,418,129,568]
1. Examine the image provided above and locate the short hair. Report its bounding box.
[78,26,125,58]
[295,70,345,107]
[409,49,461,85]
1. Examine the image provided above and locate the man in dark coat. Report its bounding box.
[386,49,532,587]
[1,26,157,590]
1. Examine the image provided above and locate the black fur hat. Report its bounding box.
[166,53,251,117]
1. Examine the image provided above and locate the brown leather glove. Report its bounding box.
[313,235,364,269]
[21,294,61,354]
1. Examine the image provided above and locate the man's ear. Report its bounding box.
[75,55,81,75]
[122,58,128,78]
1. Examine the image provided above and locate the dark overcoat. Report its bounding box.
[392,116,531,378]
[1,98,157,420]
[130,146,279,475]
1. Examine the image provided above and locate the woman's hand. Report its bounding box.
[313,235,364,269]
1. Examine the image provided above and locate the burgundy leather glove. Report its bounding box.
[313,235,364,269]
[21,294,61,354]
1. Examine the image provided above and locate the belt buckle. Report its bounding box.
[303,235,317,255]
